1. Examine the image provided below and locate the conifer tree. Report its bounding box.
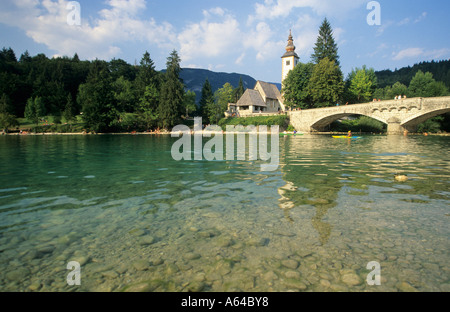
[77,61,116,132]
[135,51,159,100]
[233,77,245,103]
[311,18,340,66]
[63,93,75,123]
[199,78,214,124]
[158,50,184,129]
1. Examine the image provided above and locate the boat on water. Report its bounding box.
[332,136,362,139]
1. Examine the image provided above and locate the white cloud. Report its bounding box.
[367,43,389,58]
[0,0,176,60]
[392,47,424,60]
[248,0,367,24]
[289,14,320,60]
[392,47,450,61]
[398,17,410,26]
[178,8,242,62]
[235,52,246,65]
[414,12,427,23]
[396,11,426,26]
[243,22,281,61]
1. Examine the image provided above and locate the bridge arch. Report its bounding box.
[310,113,387,132]
[401,108,450,131]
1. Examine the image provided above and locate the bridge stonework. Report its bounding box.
[288,96,450,134]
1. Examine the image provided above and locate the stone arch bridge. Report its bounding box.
[288,96,450,134]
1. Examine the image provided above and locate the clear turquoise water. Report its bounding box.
[0,134,448,292]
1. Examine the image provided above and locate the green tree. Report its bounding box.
[135,51,159,99]
[0,93,18,132]
[0,112,18,132]
[311,18,340,66]
[233,77,245,103]
[199,78,214,123]
[282,62,314,109]
[210,82,234,124]
[138,84,159,130]
[109,58,137,82]
[307,57,344,107]
[158,50,184,129]
[348,68,376,103]
[77,61,117,132]
[113,76,136,113]
[408,70,449,97]
[25,96,45,126]
[0,93,12,115]
[183,90,197,118]
[426,81,448,97]
[390,82,408,99]
[63,93,75,124]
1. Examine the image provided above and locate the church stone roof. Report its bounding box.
[236,89,266,107]
[256,81,282,101]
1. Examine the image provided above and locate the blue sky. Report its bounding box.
[1,0,449,84]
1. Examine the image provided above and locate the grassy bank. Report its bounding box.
[10,116,86,133]
[218,115,289,131]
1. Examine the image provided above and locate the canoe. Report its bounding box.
[332,136,362,139]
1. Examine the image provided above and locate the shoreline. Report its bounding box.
[2,131,449,136]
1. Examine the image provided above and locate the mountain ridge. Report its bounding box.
[176,68,282,103]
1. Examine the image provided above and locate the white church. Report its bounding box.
[225,30,299,117]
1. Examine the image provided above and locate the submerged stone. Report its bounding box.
[397,281,418,292]
[139,235,155,245]
[281,259,299,270]
[133,260,150,271]
[6,268,30,282]
[183,252,201,261]
[284,271,301,279]
[122,281,158,292]
[186,281,206,292]
[284,279,307,290]
[341,270,362,286]
[216,236,233,247]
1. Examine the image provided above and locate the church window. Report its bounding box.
[286,60,290,66]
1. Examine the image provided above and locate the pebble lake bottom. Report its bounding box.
[0,134,448,292]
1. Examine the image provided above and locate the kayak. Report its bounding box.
[332,136,362,139]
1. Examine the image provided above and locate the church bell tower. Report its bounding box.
[281,30,299,83]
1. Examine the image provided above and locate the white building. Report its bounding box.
[281,30,300,83]
[226,31,299,117]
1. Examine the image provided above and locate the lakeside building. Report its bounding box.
[225,30,298,117]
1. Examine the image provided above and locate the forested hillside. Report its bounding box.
[178,68,256,103]
[375,60,450,88]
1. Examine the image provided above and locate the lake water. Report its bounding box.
[0,134,448,292]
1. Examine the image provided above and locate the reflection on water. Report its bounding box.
[0,134,448,292]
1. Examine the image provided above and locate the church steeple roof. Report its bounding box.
[281,29,299,59]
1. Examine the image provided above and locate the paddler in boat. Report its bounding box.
[347,130,352,137]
